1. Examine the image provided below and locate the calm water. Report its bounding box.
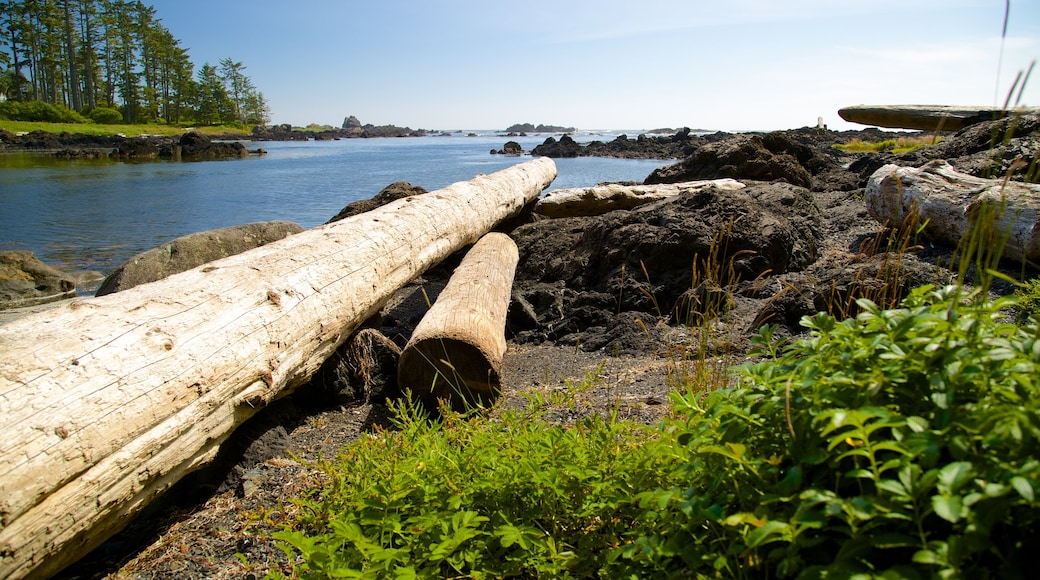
[0,132,670,274]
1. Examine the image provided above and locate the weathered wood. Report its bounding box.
[865,160,1040,264]
[534,179,746,218]
[837,104,1038,132]
[398,233,518,412]
[0,157,556,580]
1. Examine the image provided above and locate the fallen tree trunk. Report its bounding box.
[398,232,518,412]
[837,104,1038,132]
[865,160,1040,264]
[0,157,556,580]
[533,179,745,218]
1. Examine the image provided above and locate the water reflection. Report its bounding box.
[0,136,669,274]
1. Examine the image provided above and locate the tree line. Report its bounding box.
[0,0,270,125]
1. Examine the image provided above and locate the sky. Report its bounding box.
[146,0,1040,132]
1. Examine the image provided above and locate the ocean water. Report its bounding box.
[0,132,671,274]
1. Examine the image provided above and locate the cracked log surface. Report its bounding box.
[0,157,557,580]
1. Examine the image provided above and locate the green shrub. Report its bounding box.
[270,286,1040,578]
[272,390,686,578]
[0,100,87,123]
[88,106,123,124]
[627,285,1040,577]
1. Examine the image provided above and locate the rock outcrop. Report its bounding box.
[510,182,824,350]
[95,221,304,296]
[0,251,77,309]
[327,182,429,223]
[644,132,830,188]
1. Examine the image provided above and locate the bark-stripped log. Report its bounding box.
[0,157,556,580]
[837,104,1037,131]
[398,233,518,412]
[534,179,745,218]
[865,160,1040,264]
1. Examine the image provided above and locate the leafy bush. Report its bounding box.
[272,391,686,578]
[88,106,123,124]
[0,100,88,123]
[272,286,1040,578]
[629,285,1040,577]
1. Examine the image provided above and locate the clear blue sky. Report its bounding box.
[147,0,1039,131]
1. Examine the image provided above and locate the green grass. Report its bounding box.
[833,135,943,155]
[0,120,252,137]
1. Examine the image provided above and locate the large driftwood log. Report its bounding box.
[0,158,556,580]
[398,233,518,412]
[534,179,746,218]
[837,105,1038,132]
[865,160,1040,264]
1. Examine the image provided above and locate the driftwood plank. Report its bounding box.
[0,157,556,579]
[865,160,1040,264]
[837,104,1038,131]
[534,179,745,218]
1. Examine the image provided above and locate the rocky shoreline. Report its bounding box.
[0,128,260,160]
[9,112,1040,578]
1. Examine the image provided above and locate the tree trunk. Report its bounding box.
[0,158,556,580]
[534,179,746,218]
[865,160,1040,264]
[837,104,1038,132]
[62,0,82,112]
[398,233,519,413]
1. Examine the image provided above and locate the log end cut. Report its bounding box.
[397,337,502,412]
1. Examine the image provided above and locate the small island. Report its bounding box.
[504,122,576,134]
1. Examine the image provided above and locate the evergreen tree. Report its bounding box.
[0,0,270,123]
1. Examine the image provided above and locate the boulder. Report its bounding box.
[343,115,363,130]
[644,133,816,188]
[511,182,824,349]
[0,251,76,309]
[175,131,249,160]
[531,134,582,157]
[492,141,523,155]
[95,220,304,296]
[327,181,429,223]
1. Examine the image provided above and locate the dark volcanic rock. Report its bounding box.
[175,131,249,160]
[492,141,523,155]
[644,132,822,188]
[894,111,1040,179]
[327,182,429,223]
[532,134,583,157]
[311,328,402,404]
[530,129,695,159]
[510,182,824,349]
[95,221,303,296]
[0,250,76,309]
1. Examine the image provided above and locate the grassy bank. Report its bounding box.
[0,120,251,138]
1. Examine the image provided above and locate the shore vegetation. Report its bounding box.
[0,118,251,137]
[270,172,1040,577]
[833,134,944,154]
[0,1,270,127]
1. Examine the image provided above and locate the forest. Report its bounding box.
[0,0,269,126]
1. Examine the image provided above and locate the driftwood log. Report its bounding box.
[837,105,1038,132]
[398,233,518,412]
[865,160,1040,264]
[534,179,746,218]
[0,157,556,579]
